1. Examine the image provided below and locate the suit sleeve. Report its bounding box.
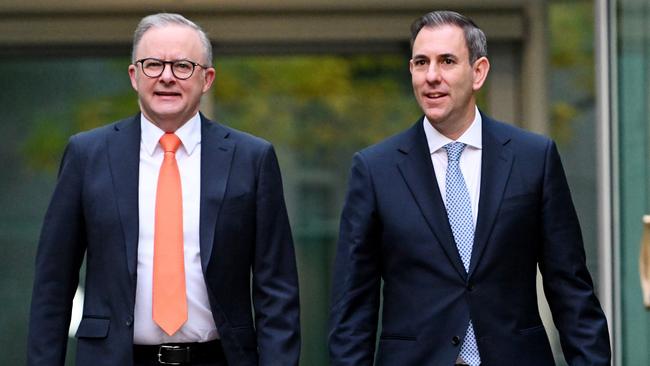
[537,141,611,365]
[252,145,301,366]
[27,137,87,366]
[328,152,381,366]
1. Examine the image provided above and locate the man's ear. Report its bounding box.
[202,67,216,93]
[128,64,138,92]
[472,56,490,91]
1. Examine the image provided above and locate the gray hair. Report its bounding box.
[410,10,487,64]
[132,13,213,65]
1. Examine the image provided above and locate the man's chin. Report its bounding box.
[424,111,449,125]
[149,107,184,120]
[142,110,185,127]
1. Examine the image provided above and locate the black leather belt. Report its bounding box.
[133,339,224,365]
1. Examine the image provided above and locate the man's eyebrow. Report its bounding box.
[438,53,458,60]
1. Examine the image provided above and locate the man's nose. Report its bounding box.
[159,63,176,82]
[425,64,441,83]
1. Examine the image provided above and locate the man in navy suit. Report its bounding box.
[27,13,300,366]
[328,10,610,366]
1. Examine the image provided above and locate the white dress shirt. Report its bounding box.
[423,107,483,226]
[424,108,483,365]
[134,113,219,344]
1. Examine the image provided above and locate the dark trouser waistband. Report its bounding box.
[133,339,225,365]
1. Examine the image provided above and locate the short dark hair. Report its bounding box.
[410,10,488,63]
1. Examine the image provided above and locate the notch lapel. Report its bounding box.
[469,116,514,276]
[107,116,141,279]
[397,121,468,280]
[199,116,235,272]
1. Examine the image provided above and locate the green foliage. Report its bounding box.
[550,1,595,93]
[22,55,419,173]
[73,93,138,131]
[214,55,419,167]
[22,115,70,173]
[22,93,138,173]
[550,101,579,145]
[548,1,595,145]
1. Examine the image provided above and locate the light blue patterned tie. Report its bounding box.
[444,142,481,365]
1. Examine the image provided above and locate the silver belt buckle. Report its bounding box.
[157,344,188,365]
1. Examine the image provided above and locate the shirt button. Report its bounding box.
[452,336,461,346]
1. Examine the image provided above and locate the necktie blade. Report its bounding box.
[444,142,474,271]
[153,133,187,335]
[443,142,481,365]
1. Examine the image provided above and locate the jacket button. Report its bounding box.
[467,284,475,291]
[126,316,133,327]
[452,336,461,346]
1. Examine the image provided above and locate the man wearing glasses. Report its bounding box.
[27,13,300,366]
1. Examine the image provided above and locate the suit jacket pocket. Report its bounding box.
[75,317,110,339]
[231,325,257,353]
[517,324,545,336]
[379,333,417,341]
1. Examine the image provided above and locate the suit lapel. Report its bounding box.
[107,115,141,278]
[107,114,235,284]
[199,115,235,272]
[397,120,468,280]
[469,115,513,276]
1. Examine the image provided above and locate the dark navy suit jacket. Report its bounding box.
[328,113,610,366]
[27,114,300,366]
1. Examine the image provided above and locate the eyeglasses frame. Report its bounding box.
[134,58,211,80]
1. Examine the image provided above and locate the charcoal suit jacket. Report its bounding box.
[328,113,610,366]
[27,114,300,366]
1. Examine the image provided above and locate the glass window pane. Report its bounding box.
[616,0,650,364]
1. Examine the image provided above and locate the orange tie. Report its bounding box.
[153,133,187,335]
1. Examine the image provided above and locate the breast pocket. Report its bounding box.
[500,193,539,213]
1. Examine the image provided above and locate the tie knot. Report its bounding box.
[160,133,181,153]
[444,142,466,162]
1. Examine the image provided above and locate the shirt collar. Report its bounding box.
[423,106,483,154]
[140,113,202,156]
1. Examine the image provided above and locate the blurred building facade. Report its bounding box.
[0,0,648,365]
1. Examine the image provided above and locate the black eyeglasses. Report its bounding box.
[135,58,210,80]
